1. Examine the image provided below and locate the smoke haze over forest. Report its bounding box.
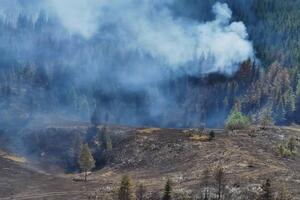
[0,0,254,73]
[2,0,285,129]
[0,0,257,128]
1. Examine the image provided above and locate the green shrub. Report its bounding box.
[208,131,215,141]
[225,107,250,131]
[276,138,297,158]
[276,143,293,158]
[276,143,296,158]
[260,109,273,129]
[287,137,297,153]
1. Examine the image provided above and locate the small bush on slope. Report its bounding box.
[225,106,250,131]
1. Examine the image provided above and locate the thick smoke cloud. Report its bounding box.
[45,0,102,38]
[47,0,254,75]
[0,0,254,75]
[0,0,256,128]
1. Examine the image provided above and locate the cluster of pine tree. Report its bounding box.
[227,0,300,124]
[87,167,293,200]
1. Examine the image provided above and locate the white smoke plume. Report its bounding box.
[0,0,254,75]
[0,0,257,127]
[44,0,254,75]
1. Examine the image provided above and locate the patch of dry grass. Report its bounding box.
[0,150,26,163]
[137,128,161,134]
[3,155,26,163]
[189,135,209,142]
[282,126,300,134]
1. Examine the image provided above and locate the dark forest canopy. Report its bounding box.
[0,0,300,129]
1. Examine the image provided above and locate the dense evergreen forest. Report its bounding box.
[0,0,300,128]
[228,0,300,124]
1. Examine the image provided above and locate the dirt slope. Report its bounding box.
[95,126,300,198]
[0,124,299,199]
[0,155,86,200]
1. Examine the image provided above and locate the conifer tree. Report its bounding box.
[104,132,113,150]
[79,144,95,181]
[101,126,113,150]
[118,175,136,200]
[163,179,172,200]
[72,133,83,168]
[261,109,273,129]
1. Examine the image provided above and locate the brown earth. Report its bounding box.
[0,124,299,199]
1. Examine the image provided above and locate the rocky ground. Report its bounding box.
[0,123,299,199]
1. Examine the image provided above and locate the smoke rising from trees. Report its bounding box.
[0,0,256,127]
[0,0,254,75]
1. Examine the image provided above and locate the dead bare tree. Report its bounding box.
[202,168,211,200]
[214,165,226,200]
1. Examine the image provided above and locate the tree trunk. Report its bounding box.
[218,180,221,200]
[84,171,87,182]
[204,189,209,200]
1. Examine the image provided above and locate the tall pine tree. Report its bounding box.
[118,175,136,200]
[78,144,95,181]
[163,179,172,200]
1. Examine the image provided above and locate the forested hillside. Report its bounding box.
[228,0,300,124]
[0,0,300,129]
